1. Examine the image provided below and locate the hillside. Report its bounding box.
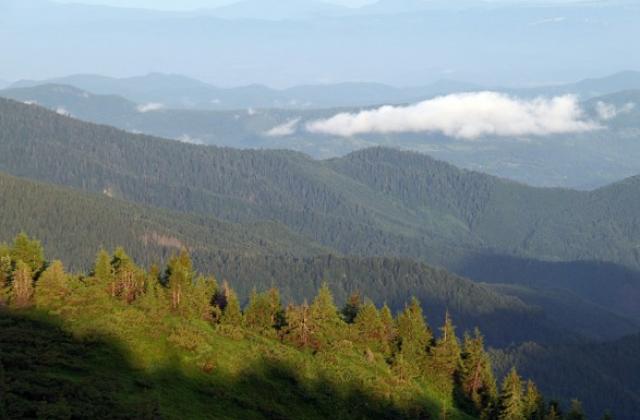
[492,333,640,419]
[1,171,555,346]
[5,84,640,191]
[0,238,582,420]
[1,98,640,327]
[0,171,328,267]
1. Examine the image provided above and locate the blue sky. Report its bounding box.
[51,0,375,10]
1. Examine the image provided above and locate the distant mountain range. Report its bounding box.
[3,76,640,189]
[9,71,640,110]
[7,73,485,110]
[4,0,639,87]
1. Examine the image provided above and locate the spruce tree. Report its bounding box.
[354,300,386,352]
[458,329,497,416]
[10,260,34,308]
[498,368,524,420]
[34,260,70,312]
[284,301,313,348]
[139,270,167,315]
[523,380,544,420]
[380,303,396,344]
[92,249,113,285]
[395,297,432,366]
[188,276,216,321]
[309,283,342,346]
[165,250,194,310]
[10,233,44,273]
[341,291,362,324]
[220,282,242,326]
[566,400,585,420]
[244,288,277,333]
[430,311,462,394]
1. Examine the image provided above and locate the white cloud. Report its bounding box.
[23,100,38,105]
[247,108,257,116]
[55,107,71,117]
[596,101,635,120]
[136,102,165,113]
[176,134,204,145]
[265,118,301,137]
[306,92,601,140]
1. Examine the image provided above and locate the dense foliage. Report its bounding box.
[0,234,584,419]
[0,170,562,348]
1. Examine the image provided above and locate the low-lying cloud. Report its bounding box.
[265,118,300,137]
[306,92,601,140]
[596,101,635,120]
[136,102,165,113]
[55,107,71,117]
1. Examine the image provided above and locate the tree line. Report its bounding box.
[1,233,598,419]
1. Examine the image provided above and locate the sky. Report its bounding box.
[52,0,376,10]
[3,0,637,87]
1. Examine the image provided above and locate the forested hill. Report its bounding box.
[1,97,639,271]
[2,97,640,324]
[0,235,593,419]
[0,171,552,346]
[0,170,329,265]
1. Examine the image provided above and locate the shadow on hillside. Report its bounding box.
[457,253,640,323]
[0,310,432,420]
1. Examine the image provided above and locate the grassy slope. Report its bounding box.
[0,307,474,420]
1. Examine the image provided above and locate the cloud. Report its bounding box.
[23,100,38,105]
[596,101,635,120]
[136,102,165,113]
[306,92,600,140]
[176,134,204,145]
[55,107,71,117]
[265,118,301,137]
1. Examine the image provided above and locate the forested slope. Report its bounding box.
[492,334,640,419]
[1,97,640,325]
[0,171,553,346]
[0,237,587,420]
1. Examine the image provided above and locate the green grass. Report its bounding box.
[0,305,476,419]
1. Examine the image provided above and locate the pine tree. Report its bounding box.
[395,297,432,366]
[309,283,342,346]
[165,249,194,310]
[353,300,387,353]
[244,288,276,333]
[10,260,34,308]
[566,400,585,420]
[380,303,396,343]
[220,282,242,326]
[34,260,70,312]
[458,329,497,416]
[92,249,113,285]
[523,380,544,420]
[188,276,216,321]
[10,233,44,273]
[341,291,362,324]
[430,311,462,395]
[498,368,524,420]
[139,270,167,315]
[284,301,313,348]
[544,405,561,420]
